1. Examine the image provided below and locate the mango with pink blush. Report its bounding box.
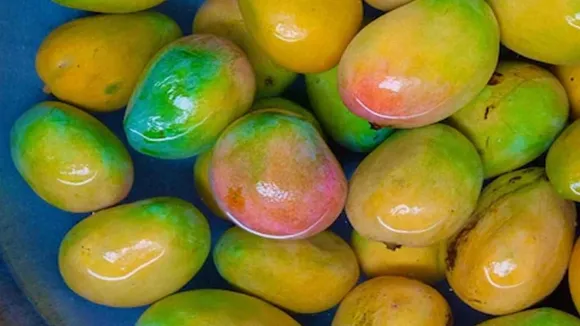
[210,110,347,239]
[338,0,499,128]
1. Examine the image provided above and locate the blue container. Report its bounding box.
[0,1,576,325]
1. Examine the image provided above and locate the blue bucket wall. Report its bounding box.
[0,1,576,325]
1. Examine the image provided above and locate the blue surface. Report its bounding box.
[0,1,577,326]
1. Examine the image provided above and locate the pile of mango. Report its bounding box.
[11,0,580,324]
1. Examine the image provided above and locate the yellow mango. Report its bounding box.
[447,168,576,315]
[36,12,182,112]
[365,0,413,11]
[53,0,165,13]
[553,65,580,120]
[332,276,451,326]
[193,0,297,98]
[569,238,580,314]
[214,227,359,313]
[238,0,363,73]
[351,230,446,283]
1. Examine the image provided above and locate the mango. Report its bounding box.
[124,34,255,159]
[478,308,580,326]
[449,61,568,179]
[546,120,580,202]
[571,239,580,314]
[59,197,211,308]
[36,12,181,112]
[488,0,580,65]
[238,0,363,73]
[194,149,228,220]
[250,97,323,136]
[210,110,347,239]
[193,0,297,98]
[332,276,451,326]
[447,168,576,316]
[52,0,164,13]
[136,289,300,326]
[10,101,133,213]
[554,65,580,120]
[346,124,482,247]
[365,0,413,11]
[351,230,446,283]
[339,0,499,128]
[306,66,394,152]
[214,227,359,313]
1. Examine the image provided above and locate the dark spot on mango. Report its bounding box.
[384,243,402,251]
[369,122,382,130]
[488,72,504,86]
[264,76,274,87]
[509,176,522,184]
[105,82,122,95]
[571,77,575,82]
[446,311,454,326]
[468,298,483,304]
[484,104,495,120]
[446,219,479,271]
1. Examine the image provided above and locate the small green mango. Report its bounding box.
[306,66,394,152]
[124,34,255,159]
[478,308,580,326]
[53,0,165,13]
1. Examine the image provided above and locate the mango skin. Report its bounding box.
[53,0,164,13]
[346,124,483,247]
[193,0,297,98]
[59,197,211,308]
[238,0,363,73]
[36,12,181,112]
[210,111,347,239]
[488,0,580,65]
[478,308,580,326]
[546,120,580,202]
[125,34,255,159]
[365,0,413,11]
[447,168,576,316]
[250,97,324,136]
[449,61,568,179]
[215,227,359,313]
[554,65,580,120]
[136,289,300,326]
[570,238,580,315]
[10,101,133,213]
[306,66,394,152]
[339,0,499,128]
[351,230,446,283]
[194,149,228,220]
[332,276,452,326]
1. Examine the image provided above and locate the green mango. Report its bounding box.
[53,0,165,13]
[478,308,580,326]
[193,0,297,98]
[124,34,255,159]
[306,66,394,152]
[449,61,568,178]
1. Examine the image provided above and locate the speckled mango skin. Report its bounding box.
[10,101,133,213]
[570,238,580,314]
[332,276,452,326]
[449,61,568,179]
[59,197,211,308]
[250,97,324,136]
[53,0,164,13]
[351,230,446,283]
[346,124,483,247]
[339,0,499,128]
[36,12,182,112]
[447,168,576,316]
[306,66,394,152]
[193,0,297,98]
[546,120,580,202]
[554,65,580,120]
[364,0,412,11]
[136,289,300,326]
[478,308,580,326]
[214,227,359,313]
[210,111,347,239]
[488,0,580,65]
[194,149,228,220]
[238,0,363,73]
[125,34,255,159]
